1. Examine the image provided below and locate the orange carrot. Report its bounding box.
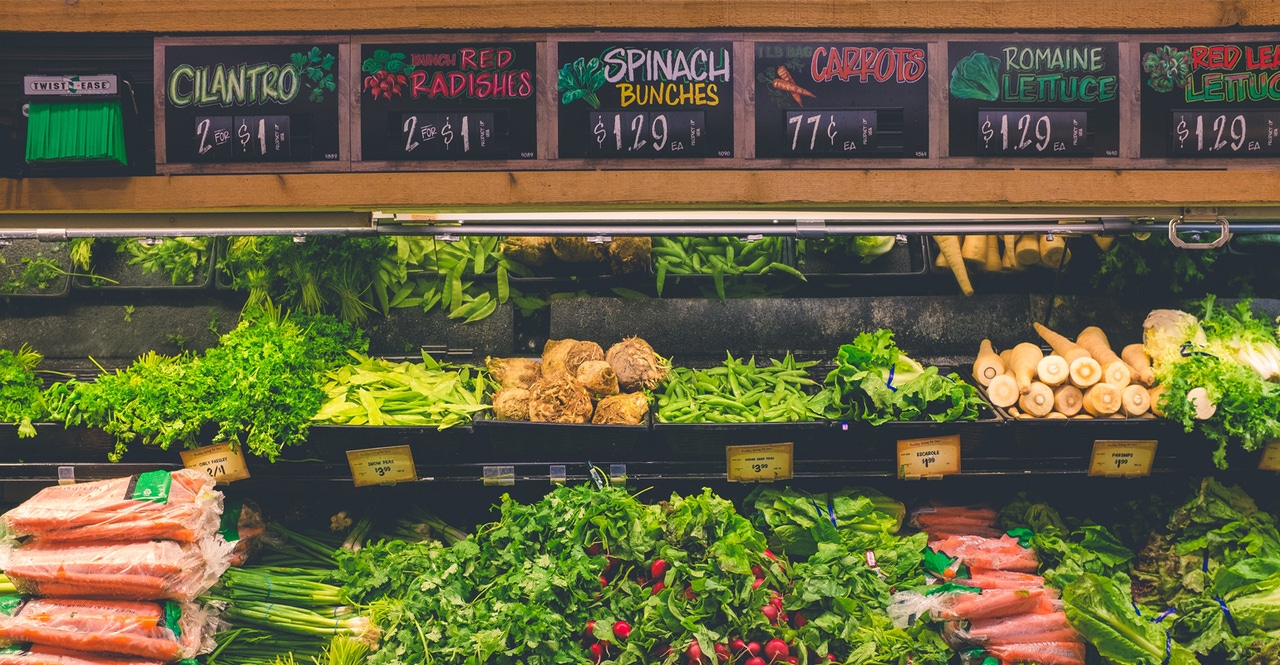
[771,77,816,99]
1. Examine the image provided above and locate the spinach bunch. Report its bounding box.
[120,237,210,285]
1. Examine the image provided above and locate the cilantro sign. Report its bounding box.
[160,41,342,166]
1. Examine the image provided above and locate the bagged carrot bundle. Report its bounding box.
[1,470,221,545]
[0,540,232,602]
[0,644,167,665]
[0,597,208,662]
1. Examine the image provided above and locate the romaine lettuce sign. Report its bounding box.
[948,42,1120,158]
[161,43,341,165]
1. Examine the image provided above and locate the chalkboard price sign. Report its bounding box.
[976,110,1089,155]
[755,42,928,158]
[359,43,536,161]
[948,42,1119,158]
[163,43,341,165]
[1142,41,1280,158]
[1168,110,1280,156]
[558,41,735,159]
[401,112,497,158]
[587,110,705,156]
[784,110,878,154]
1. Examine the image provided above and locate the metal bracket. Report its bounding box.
[434,233,460,243]
[586,235,612,244]
[795,219,827,239]
[1169,215,1231,249]
[35,228,67,243]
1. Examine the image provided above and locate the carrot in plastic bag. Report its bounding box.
[1,470,220,544]
[0,645,165,665]
[935,588,1057,621]
[954,569,1047,590]
[968,612,1082,645]
[930,535,1040,572]
[0,597,202,661]
[987,641,1086,665]
[3,540,230,602]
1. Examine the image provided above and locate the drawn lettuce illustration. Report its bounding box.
[1143,45,1192,93]
[558,57,605,108]
[950,51,1000,101]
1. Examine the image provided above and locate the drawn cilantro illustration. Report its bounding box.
[558,57,605,108]
[950,52,1000,101]
[1143,46,1192,93]
[290,47,337,103]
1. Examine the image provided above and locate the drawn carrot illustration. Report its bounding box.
[772,66,815,106]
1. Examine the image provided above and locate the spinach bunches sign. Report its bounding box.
[948,42,1120,158]
[358,43,536,161]
[557,41,735,158]
[1140,41,1280,158]
[161,42,341,164]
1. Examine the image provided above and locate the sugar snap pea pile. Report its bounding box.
[312,352,491,428]
[656,352,832,423]
[651,236,805,299]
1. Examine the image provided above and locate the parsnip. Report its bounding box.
[1122,344,1156,386]
[1069,357,1103,388]
[1032,322,1101,387]
[1045,411,1069,419]
[1076,327,1132,388]
[1039,234,1066,267]
[973,339,1006,387]
[987,374,1020,408]
[1093,234,1115,252]
[933,235,974,296]
[1002,235,1020,270]
[1053,384,1083,416]
[1082,383,1122,416]
[1015,235,1041,267]
[1019,382,1055,417]
[1009,343,1045,395]
[1149,384,1167,417]
[1036,355,1070,386]
[1122,384,1151,416]
[984,235,1002,272]
[961,235,988,269]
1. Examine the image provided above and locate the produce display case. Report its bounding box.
[796,234,931,279]
[71,238,215,291]
[0,240,72,298]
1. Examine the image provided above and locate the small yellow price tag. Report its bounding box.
[1089,440,1157,477]
[897,435,961,480]
[181,442,251,485]
[726,443,793,483]
[346,445,417,487]
[1259,440,1280,472]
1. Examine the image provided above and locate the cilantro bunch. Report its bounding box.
[822,330,985,424]
[0,345,50,438]
[48,309,366,461]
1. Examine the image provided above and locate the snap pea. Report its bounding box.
[650,236,806,300]
[655,351,831,424]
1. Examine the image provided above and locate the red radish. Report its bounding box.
[827,655,838,662]
[651,581,666,595]
[761,605,779,622]
[785,658,798,665]
[764,639,789,662]
[586,543,603,556]
[714,644,732,661]
[730,638,747,654]
[687,640,703,663]
[763,549,778,561]
[793,612,808,628]
[600,575,608,587]
[684,586,697,601]
[770,595,784,610]
[746,659,766,665]
[752,577,765,590]
[752,565,765,578]
[651,559,669,580]
[585,620,596,639]
[604,556,619,573]
[657,644,673,657]
[747,642,762,656]
[613,621,631,640]
[589,643,603,662]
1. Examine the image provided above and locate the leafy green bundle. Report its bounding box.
[999,498,1132,590]
[119,237,210,285]
[822,330,985,424]
[1063,573,1201,665]
[47,309,366,461]
[0,345,49,438]
[220,236,392,322]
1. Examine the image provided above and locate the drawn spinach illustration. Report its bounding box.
[950,51,1001,101]
[1142,46,1192,93]
[291,47,337,103]
[558,57,605,108]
